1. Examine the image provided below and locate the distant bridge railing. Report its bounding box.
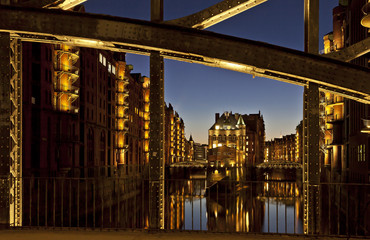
[257,160,302,169]
[1,176,369,237]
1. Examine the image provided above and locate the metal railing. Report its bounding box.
[1,174,369,237]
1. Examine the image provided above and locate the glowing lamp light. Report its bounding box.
[361,119,370,134]
[72,38,106,48]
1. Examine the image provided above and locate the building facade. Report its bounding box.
[321,0,369,184]
[22,41,152,177]
[208,111,265,167]
[164,103,188,165]
[265,134,296,162]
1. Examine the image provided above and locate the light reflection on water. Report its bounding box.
[166,178,303,233]
[184,198,207,230]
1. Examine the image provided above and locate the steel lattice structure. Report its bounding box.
[0,0,368,232]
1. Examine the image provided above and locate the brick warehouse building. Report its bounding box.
[22,41,192,177]
[208,111,265,167]
[320,0,369,184]
[22,39,162,178]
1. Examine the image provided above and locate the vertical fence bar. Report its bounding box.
[285,183,287,234]
[110,179,112,228]
[200,189,202,231]
[125,179,128,227]
[285,195,287,234]
[117,178,120,228]
[182,180,185,230]
[191,181,194,230]
[29,179,32,226]
[216,183,218,232]
[69,179,72,227]
[45,179,48,227]
[85,180,87,228]
[142,178,145,229]
[268,194,270,233]
[61,179,64,227]
[293,183,296,234]
[135,177,137,228]
[77,179,79,228]
[37,178,40,226]
[328,184,331,234]
[346,185,349,236]
[276,196,278,233]
[337,185,340,235]
[101,179,104,229]
[225,180,228,232]
[53,179,55,227]
[93,179,95,228]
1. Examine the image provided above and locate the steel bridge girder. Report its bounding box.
[165,0,267,30]
[0,6,368,103]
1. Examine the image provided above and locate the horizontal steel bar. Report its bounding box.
[165,0,267,30]
[0,5,368,103]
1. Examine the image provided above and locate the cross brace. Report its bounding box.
[0,6,368,103]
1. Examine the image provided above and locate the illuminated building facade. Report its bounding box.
[295,121,303,164]
[124,72,146,171]
[23,42,81,176]
[164,103,187,165]
[208,111,265,167]
[319,0,369,234]
[22,41,150,177]
[194,143,208,161]
[265,134,296,162]
[321,0,369,184]
[243,112,266,165]
[185,135,194,162]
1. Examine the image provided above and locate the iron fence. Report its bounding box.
[1,174,369,237]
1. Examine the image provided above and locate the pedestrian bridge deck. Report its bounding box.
[0,229,366,240]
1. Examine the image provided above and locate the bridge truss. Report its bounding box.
[0,0,369,233]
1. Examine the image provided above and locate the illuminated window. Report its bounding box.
[102,56,106,66]
[215,125,220,130]
[112,66,116,75]
[218,143,222,147]
[108,63,111,72]
[99,53,103,63]
[213,144,217,148]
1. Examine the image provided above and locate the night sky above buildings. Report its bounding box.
[84,0,338,144]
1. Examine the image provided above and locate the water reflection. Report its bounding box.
[19,169,304,233]
[163,171,303,233]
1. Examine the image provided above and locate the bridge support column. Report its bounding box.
[0,32,22,227]
[303,0,320,234]
[149,0,165,230]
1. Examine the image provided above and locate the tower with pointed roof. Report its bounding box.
[208,111,265,167]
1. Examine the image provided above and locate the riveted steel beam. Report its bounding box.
[303,0,320,235]
[5,0,87,9]
[165,0,267,30]
[0,32,22,227]
[28,0,86,9]
[149,0,165,230]
[0,6,369,103]
[324,37,370,62]
[0,32,11,227]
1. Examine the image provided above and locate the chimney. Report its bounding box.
[215,113,220,122]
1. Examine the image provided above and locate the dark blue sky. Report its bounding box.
[84,0,338,144]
